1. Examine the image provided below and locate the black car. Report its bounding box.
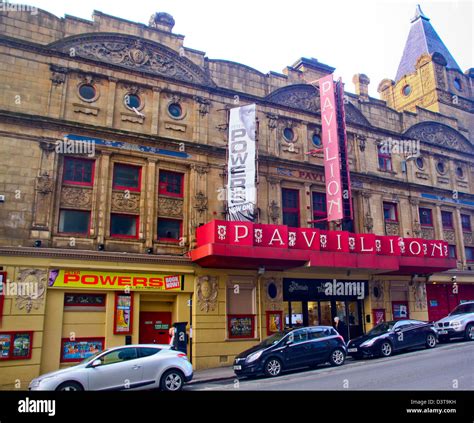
[347,319,437,359]
[233,326,347,378]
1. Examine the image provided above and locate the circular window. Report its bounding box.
[456,166,464,178]
[283,127,295,142]
[78,84,97,101]
[453,78,462,91]
[402,85,412,96]
[312,133,322,147]
[436,161,446,174]
[267,282,278,300]
[168,103,183,119]
[124,93,141,110]
[415,157,424,170]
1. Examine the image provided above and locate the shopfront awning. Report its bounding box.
[190,220,457,274]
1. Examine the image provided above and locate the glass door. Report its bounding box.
[307,302,320,326]
[319,301,332,326]
[347,301,362,339]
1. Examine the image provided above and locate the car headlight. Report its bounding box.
[30,376,54,388]
[361,339,376,347]
[246,350,263,363]
[451,321,462,329]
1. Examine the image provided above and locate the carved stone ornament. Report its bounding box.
[412,282,427,311]
[385,222,400,236]
[158,197,184,218]
[50,67,67,85]
[15,269,47,313]
[443,229,456,243]
[266,113,279,129]
[111,191,140,213]
[191,164,210,175]
[464,231,474,246]
[194,191,208,215]
[36,172,54,195]
[371,280,384,304]
[196,276,218,312]
[61,186,92,209]
[421,227,435,240]
[344,103,371,126]
[264,278,283,303]
[194,96,211,116]
[268,200,280,224]
[266,84,320,113]
[52,35,215,86]
[364,213,374,232]
[404,122,473,153]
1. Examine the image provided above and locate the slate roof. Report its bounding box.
[395,5,461,81]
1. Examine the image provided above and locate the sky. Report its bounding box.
[13,0,473,97]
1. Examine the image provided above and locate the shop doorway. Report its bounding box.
[291,299,363,340]
[139,312,172,344]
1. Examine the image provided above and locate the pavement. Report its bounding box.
[189,365,235,385]
[187,340,474,390]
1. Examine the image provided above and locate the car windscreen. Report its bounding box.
[79,350,105,364]
[449,303,474,315]
[258,332,288,348]
[368,322,395,336]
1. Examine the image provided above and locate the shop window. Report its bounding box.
[419,207,433,226]
[59,210,90,235]
[0,331,33,360]
[159,171,184,197]
[383,202,398,222]
[448,245,457,259]
[113,164,141,191]
[282,188,300,227]
[63,157,94,186]
[227,282,256,339]
[377,145,392,172]
[110,214,138,238]
[441,211,454,229]
[465,247,474,262]
[64,293,106,310]
[461,214,472,232]
[312,192,327,229]
[157,218,182,242]
[61,338,105,363]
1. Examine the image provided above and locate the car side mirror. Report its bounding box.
[90,359,102,368]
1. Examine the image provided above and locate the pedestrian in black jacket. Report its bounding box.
[334,316,349,342]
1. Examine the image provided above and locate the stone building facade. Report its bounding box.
[0,6,472,386]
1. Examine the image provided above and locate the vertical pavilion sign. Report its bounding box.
[227,104,257,222]
[319,75,352,222]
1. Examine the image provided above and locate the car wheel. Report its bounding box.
[160,369,184,391]
[329,348,346,366]
[264,358,282,377]
[426,333,437,349]
[379,341,392,357]
[55,381,84,392]
[465,324,474,341]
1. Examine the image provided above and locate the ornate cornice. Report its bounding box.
[48,33,216,87]
[404,121,473,153]
[0,247,193,265]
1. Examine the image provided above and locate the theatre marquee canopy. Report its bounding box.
[190,220,456,275]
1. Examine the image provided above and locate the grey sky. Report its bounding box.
[17,0,473,97]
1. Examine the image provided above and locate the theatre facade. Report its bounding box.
[0,6,472,386]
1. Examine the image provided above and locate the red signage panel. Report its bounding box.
[319,74,343,222]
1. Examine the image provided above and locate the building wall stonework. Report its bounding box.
[0,8,472,380]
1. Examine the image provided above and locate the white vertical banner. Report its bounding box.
[227,104,257,222]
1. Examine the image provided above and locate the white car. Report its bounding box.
[435,301,474,342]
[29,344,193,391]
